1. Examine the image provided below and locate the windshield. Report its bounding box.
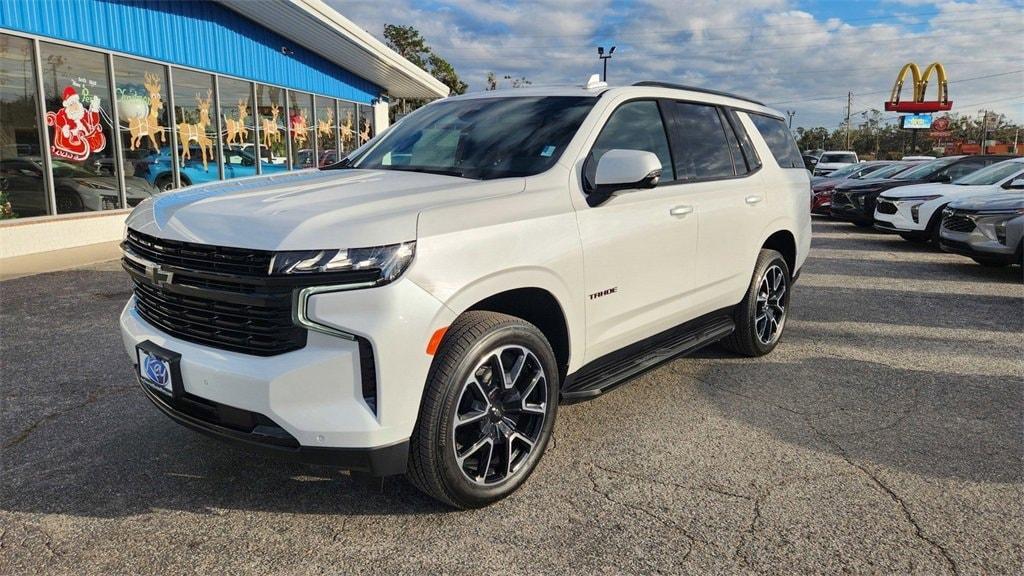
[894,157,958,180]
[350,96,597,179]
[820,153,857,163]
[51,160,101,178]
[865,163,911,179]
[825,163,863,178]
[953,160,1023,186]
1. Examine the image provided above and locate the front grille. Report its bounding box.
[124,232,306,356]
[876,200,898,215]
[943,212,976,233]
[832,191,853,208]
[126,229,274,276]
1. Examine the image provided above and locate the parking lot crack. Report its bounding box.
[2,385,134,450]
[587,465,700,558]
[804,419,960,576]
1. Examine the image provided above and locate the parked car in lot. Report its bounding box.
[812,151,859,177]
[142,146,288,191]
[939,192,1024,266]
[802,149,824,171]
[875,158,1024,243]
[810,161,909,215]
[830,155,1013,227]
[0,157,157,216]
[119,79,811,508]
[902,155,936,161]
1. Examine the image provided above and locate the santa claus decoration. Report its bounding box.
[46,86,106,162]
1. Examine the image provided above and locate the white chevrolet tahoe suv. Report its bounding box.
[120,78,811,508]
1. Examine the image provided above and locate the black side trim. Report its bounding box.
[561,307,736,403]
[139,377,408,475]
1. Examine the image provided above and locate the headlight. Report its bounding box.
[974,209,1024,244]
[270,241,415,284]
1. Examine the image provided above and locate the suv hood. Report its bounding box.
[878,182,955,199]
[835,178,912,193]
[126,169,524,250]
[949,192,1024,211]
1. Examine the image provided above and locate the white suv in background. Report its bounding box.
[813,151,859,176]
[119,77,811,508]
[875,157,1024,243]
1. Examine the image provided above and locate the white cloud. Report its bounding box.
[329,0,1024,127]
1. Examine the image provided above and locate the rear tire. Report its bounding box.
[722,249,791,357]
[407,311,559,509]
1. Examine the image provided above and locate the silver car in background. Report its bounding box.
[939,192,1024,267]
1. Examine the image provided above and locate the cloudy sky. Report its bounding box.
[331,0,1024,129]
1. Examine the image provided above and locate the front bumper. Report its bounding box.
[138,374,409,474]
[940,228,1020,262]
[120,277,455,471]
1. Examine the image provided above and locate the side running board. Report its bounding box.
[560,310,735,403]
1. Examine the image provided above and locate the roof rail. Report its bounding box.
[632,81,765,106]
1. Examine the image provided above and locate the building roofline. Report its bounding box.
[215,0,449,100]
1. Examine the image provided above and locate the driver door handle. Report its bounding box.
[745,195,763,205]
[669,205,693,217]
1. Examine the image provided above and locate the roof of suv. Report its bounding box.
[441,80,784,119]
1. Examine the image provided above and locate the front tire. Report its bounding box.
[407,311,559,508]
[722,249,791,357]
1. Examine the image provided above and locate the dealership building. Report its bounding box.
[0,0,446,275]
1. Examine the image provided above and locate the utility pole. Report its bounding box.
[786,110,796,129]
[845,91,852,150]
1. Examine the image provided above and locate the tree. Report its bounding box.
[383,24,428,69]
[428,53,467,95]
[382,24,468,120]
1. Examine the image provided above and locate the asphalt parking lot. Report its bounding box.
[2,217,1022,575]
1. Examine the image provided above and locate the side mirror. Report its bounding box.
[1005,177,1024,190]
[587,149,662,207]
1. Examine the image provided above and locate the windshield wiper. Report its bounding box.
[377,165,469,178]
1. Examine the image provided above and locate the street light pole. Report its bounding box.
[786,110,796,129]
[597,46,615,81]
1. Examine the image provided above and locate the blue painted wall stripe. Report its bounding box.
[0,0,380,103]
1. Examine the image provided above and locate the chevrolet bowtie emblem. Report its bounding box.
[147,264,174,287]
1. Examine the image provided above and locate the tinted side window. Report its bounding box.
[725,108,762,173]
[749,113,803,169]
[587,100,674,187]
[670,102,736,180]
[942,160,984,181]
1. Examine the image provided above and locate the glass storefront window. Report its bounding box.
[358,104,374,146]
[40,42,120,214]
[255,83,286,171]
[338,100,357,155]
[219,77,260,179]
[171,68,218,188]
[288,90,314,169]
[113,56,168,201]
[314,96,337,167]
[0,34,46,218]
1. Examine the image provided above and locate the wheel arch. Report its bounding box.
[431,269,581,378]
[464,287,572,381]
[761,229,797,274]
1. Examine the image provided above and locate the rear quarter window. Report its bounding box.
[748,114,804,169]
